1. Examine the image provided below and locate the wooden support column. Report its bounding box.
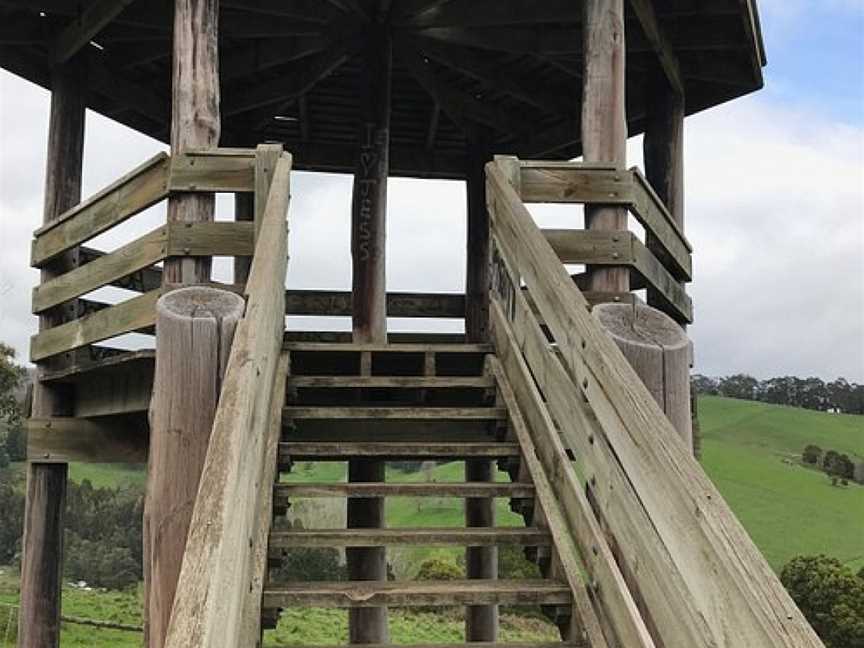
[144,288,244,647]
[465,127,492,343]
[465,458,498,640]
[164,0,220,285]
[348,23,391,646]
[643,67,685,306]
[581,0,628,293]
[144,2,222,646]
[18,56,86,648]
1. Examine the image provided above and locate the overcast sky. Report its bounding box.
[0,0,862,382]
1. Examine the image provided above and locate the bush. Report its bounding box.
[802,445,823,465]
[781,555,864,648]
[499,544,541,580]
[272,546,346,582]
[415,557,462,581]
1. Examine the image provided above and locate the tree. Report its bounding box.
[718,374,759,401]
[802,445,823,465]
[781,555,864,648]
[0,343,26,429]
[691,374,719,395]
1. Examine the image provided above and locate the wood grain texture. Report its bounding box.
[465,127,492,343]
[581,0,629,293]
[163,153,291,648]
[486,161,824,647]
[269,528,549,551]
[164,0,220,285]
[274,482,535,503]
[144,287,245,648]
[27,416,148,463]
[279,441,517,461]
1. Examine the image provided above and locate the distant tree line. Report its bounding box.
[692,374,864,414]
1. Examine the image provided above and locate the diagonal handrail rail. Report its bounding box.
[163,152,292,648]
[486,157,823,648]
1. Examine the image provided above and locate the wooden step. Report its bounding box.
[279,441,520,462]
[268,527,550,552]
[287,375,494,388]
[262,579,570,609]
[273,482,534,505]
[269,644,585,648]
[283,406,506,420]
[284,342,493,354]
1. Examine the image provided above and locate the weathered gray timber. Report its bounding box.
[144,287,245,647]
[20,55,86,648]
[27,417,148,464]
[594,304,692,446]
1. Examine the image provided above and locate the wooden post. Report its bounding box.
[164,0,220,285]
[465,459,498,640]
[593,303,693,448]
[234,193,253,285]
[582,0,629,294]
[465,127,492,343]
[643,68,694,452]
[144,288,244,647]
[348,24,391,646]
[144,2,222,646]
[18,55,86,648]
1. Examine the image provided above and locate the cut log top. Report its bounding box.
[593,302,689,353]
[157,285,246,322]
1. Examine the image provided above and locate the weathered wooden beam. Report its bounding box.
[628,0,684,96]
[54,0,137,63]
[164,0,219,285]
[285,289,465,318]
[270,527,546,550]
[169,149,255,192]
[27,417,148,463]
[398,0,582,28]
[465,127,492,343]
[21,55,86,648]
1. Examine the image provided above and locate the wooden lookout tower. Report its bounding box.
[3,1,827,647]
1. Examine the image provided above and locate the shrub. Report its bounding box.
[415,556,462,581]
[802,445,823,465]
[781,555,864,648]
[272,546,346,582]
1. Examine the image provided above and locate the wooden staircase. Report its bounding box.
[259,341,584,644]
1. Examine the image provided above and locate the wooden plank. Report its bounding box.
[630,236,693,323]
[74,360,154,417]
[79,246,163,292]
[286,376,492,388]
[164,153,292,648]
[26,416,148,463]
[165,221,255,257]
[486,163,823,647]
[30,289,162,362]
[31,153,170,267]
[40,349,155,383]
[32,226,168,314]
[262,580,570,609]
[491,316,655,648]
[274,482,535,501]
[54,0,137,63]
[269,528,549,551]
[284,406,505,420]
[279,441,518,461]
[284,342,492,353]
[285,289,465,318]
[169,151,255,192]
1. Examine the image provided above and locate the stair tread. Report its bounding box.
[283,406,506,420]
[262,579,570,608]
[287,376,493,388]
[284,342,493,353]
[274,482,534,498]
[279,441,520,460]
[269,644,583,648]
[269,527,550,548]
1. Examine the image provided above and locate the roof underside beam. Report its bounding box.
[54,0,137,63]
[628,0,684,96]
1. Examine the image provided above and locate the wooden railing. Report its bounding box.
[512,158,692,323]
[486,157,823,648]
[29,147,266,364]
[164,152,292,647]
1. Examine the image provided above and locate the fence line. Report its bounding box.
[0,602,142,636]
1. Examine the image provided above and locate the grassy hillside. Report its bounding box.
[698,395,864,572]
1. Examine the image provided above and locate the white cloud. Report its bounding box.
[1,70,862,380]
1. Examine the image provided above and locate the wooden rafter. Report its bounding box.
[416,37,575,115]
[424,101,440,150]
[397,0,582,28]
[54,0,137,62]
[628,0,684,96]
[222,35,332,81]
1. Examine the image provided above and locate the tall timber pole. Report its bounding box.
[348,22,391,646]
[143,2,234,646]
[18,55,86,648]
[582,0,629,295]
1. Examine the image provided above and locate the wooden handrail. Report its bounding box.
[486,158,823,648]
[164,152,292,647]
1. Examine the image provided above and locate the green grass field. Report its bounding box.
[698,395,864,572]
[1,395,861,645]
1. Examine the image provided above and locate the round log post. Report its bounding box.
[348,24,391,646]
[19,55,86,648]
[144,287,244,647]
[465,459,498,640]
[593,303,693,446]
[582,0,629,294]
[465,127,493,344]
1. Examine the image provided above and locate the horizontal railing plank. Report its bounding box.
[30,289,163,361]
[169,150,256,192]
[26,416,149,463]
[285,289,465,318]
[269,527,550,550]
[32,153,170,266]
[544,229,692,323]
